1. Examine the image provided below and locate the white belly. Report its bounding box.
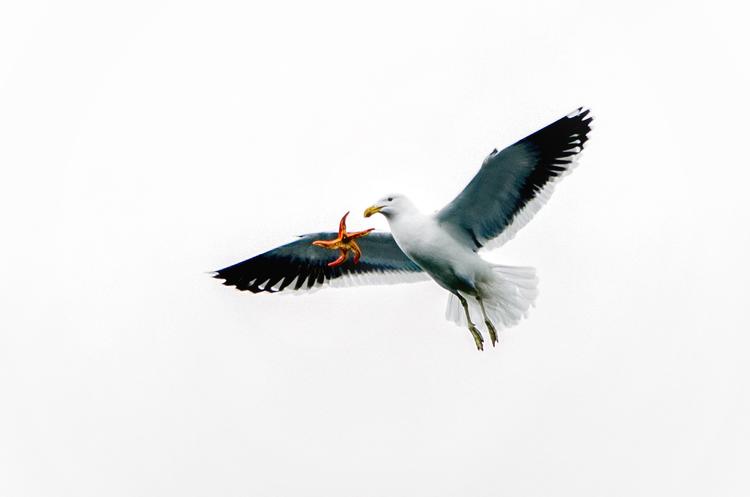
[388,214,489,294]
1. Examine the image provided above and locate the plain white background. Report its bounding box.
[1,1,749,496]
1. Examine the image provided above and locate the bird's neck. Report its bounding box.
[385,207,426,236]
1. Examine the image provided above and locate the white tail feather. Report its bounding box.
[445,265,538,331]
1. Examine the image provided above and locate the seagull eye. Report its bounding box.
[387,197,393,201]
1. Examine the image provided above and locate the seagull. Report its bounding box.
[214,108,593,350]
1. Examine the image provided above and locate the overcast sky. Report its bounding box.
[2,1,749,496]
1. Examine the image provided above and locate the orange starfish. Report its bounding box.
[311,212,375,267]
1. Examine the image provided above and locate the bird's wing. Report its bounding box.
[435,107,593,251]
[213,232,428,293]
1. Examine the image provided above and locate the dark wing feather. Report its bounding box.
[436,107,593,250]
[213,232,427,294]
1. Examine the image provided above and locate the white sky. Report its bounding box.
[1,1,749,496]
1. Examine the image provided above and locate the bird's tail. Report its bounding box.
[445,265,538,331]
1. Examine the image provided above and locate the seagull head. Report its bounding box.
[364,194,414,219]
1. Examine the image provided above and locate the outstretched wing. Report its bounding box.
[436,107,593,251]
[213,232,428,293]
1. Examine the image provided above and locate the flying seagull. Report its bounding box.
[214,107,593,350]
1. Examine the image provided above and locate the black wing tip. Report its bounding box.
[511,106,594,206]
[212,258,330,294]
[211,266,272,294]
[560,106,594,150]
[568,106,591,118]
[531,107,594,150]
[213,276,279,294]
[567,107,594,131]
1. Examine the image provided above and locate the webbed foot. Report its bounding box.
[485,320,498,347]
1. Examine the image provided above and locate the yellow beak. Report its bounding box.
[363,205,383,218]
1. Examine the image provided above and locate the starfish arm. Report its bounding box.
[327,248,349,267]
[338,211,350,237]
[351,241,362,264]
[347,228,375,239]
[312,239,337,249]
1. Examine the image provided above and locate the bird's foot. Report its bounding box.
[469,324,484,351]
[485,320,498,347]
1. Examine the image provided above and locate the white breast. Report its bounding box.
[387,213,485,292]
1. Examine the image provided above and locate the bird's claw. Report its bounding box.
[485,320,498,347]
[469,325,484,351]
